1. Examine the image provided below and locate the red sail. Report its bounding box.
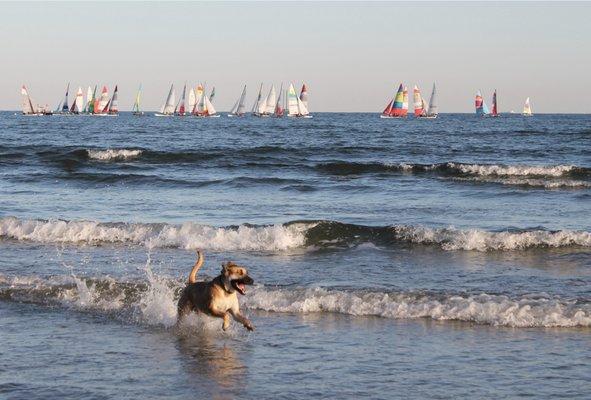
[491,90,498,116]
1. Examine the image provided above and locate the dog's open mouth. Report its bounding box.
[231,277,253,295]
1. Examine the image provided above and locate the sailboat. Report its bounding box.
[175,84,187,116]
[251,83,265,116]
[491,90,500,117]
[107,85,119,116]
[187,87,196,116]
[60,83,70,114]
[287,83,311,118]
[381,84,407,118]
[413,85,427,118]
[523,97,533,117]
[475,90,490,116]
[92,86,110,115]
[274,83,285,117]
[132,84,144,116]
[86,86,96,114]
[424,83,438,118]
[20,85,41,116]
[69,87,85,114]
[203,90,219,117]
[228,85,247,117]
[255,85,276,117]
[155,84,176,116]
[299,84,308,109]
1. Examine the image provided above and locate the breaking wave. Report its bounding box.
[1,273,589,328]
[1,217,591,252]
[86,149,143,161]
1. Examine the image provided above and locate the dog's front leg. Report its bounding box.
[230,308,254,331]
[210,308,231,331]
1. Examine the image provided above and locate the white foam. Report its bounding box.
[87,149,143,161]
[0,217,308,252]
[244,287,591,328]
[393,225,591,251]
[454,176,591,189]
[448,163,575,177]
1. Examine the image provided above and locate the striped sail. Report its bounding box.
[413,85,426,117]
[475,90,489,115]
[426,83,438,117]
[96,86,109,113]
[61,83,70,113]
[523,97,533,116]
[402,87,409,114]
[389,84,406,117]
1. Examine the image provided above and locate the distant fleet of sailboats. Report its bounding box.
[19,83,534,117]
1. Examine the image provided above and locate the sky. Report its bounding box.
[1,1,590,113]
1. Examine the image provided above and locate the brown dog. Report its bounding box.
[177,251,254,331]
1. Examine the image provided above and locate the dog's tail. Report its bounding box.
[188,251,204,284]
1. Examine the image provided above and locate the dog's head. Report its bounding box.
[220,262,254,295]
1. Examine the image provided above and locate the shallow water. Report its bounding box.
[1,112,590,398]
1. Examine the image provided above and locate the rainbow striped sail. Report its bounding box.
[475,90,489,116]
[381,84,407,118]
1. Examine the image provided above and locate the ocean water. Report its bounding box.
[1,112,590,399]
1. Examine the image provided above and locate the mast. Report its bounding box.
[61,83,70,113]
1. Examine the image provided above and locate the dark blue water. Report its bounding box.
[1,112,590,399]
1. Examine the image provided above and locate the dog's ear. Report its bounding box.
[220,262,234,293]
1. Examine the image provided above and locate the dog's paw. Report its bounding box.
[244,323,254,331]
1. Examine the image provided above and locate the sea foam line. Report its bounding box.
[0,217,308,252]
[87,149,143,161]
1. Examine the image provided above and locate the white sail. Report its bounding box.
[188,88,196,112]
[74,87,84,113]
[523,97,533,116]
[264,85,276,114]
[228,99,239,115]
[236,85,247,115]
[296,95,309,116]
[162,84,175,115]
[132,84,142,113]
[196,87,206,114]
[427,83,438,117]
[257,85,269,115]
[205,93,216,115]
[287,84,299,116]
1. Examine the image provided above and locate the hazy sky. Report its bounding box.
[1,1,590,113]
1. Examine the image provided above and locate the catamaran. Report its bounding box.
[132,84,144,116]
[69,87,85,114]
[59,83,70,114]
[155,84,175,116]
[381,84,407,118]
[523,97,533,116]
[228,85,247,117]
[475,90,490,116]
[274,83,285,117]
[491,90,500,117]
[413,85,427,118]
[287,83,311,118]
[20,85,42,116]
[175,84,187,116]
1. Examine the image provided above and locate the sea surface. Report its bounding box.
[1,112,590,399]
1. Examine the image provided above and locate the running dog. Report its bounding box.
[177,251,254,331]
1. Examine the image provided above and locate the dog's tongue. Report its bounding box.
[237,283,246,293]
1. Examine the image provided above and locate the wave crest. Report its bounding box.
[87,149,143,161]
